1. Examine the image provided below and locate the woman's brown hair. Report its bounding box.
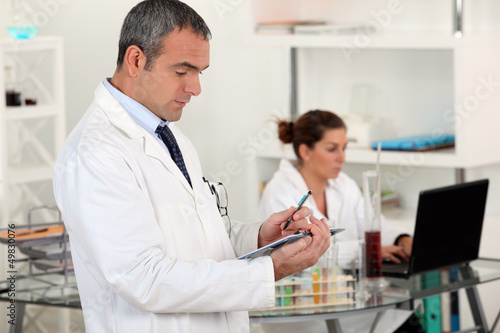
[277,110,346,161]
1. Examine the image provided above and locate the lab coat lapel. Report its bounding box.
[143,135,195,195]
[95,83,195,196]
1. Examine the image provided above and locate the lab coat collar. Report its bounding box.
[278,159,310,192]
[93,82,195,196]
[279,158,338,191]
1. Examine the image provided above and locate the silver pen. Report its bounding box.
[283,190,312,231]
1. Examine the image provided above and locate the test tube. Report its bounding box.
[284,286,292,307]
[322,266,329,304]
[277,285,283,307]
[363,169,382,279]
[330,243,339,304]
[312,268,320,304]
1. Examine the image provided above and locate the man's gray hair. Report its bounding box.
[117,0,211,71]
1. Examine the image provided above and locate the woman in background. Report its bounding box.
[258,110,420,333]
[259,109,412,267]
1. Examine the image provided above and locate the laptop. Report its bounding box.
[382,179,489,278]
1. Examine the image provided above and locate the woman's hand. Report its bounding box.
[381,244,410,263]
[397,236,413,257]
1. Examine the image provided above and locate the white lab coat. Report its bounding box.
[258,159,412,333]
[259,159,409,268]
[53,83,275,333]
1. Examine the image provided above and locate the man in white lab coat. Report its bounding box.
[52,0,331,332]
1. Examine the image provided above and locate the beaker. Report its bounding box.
[6,0,38,40]
[4,66,22,107]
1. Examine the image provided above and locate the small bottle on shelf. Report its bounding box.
[4,66,22,107]
[23,80,37,106]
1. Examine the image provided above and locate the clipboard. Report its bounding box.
[237,227,345,260]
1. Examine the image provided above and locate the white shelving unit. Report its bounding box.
[259,32,500,167]
[0,36,66,227]
[250,3,500,191]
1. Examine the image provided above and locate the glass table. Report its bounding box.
[1,273,79,333]
[391,258,500,333]
[250,288,411,332]
[249,258,500,333]
[1,258,500,333]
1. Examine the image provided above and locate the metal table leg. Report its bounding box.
[369,311,384,333]
[326,318,342,333]
[465,286,488,333]
[490,306,500,333]
[9,302,25,333]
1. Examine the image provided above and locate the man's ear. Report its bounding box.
[298,143,311,162]
[124,45,147,78]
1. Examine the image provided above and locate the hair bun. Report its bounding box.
[277,120,293,144]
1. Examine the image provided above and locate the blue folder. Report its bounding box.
[372,134,455,152]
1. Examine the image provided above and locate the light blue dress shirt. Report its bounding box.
[103,78,170,153]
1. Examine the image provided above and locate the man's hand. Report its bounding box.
[269,215,331,281]
[258,206,312,248]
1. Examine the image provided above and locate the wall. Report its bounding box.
[9,0,288,224]
[0,1,9,40]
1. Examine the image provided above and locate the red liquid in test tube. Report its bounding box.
[365,230,382,278]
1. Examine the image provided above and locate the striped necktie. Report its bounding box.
[156,125,192,187]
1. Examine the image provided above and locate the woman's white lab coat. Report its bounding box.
[259,159,409,268]
[53,83,275,333]
[258,159,412,333]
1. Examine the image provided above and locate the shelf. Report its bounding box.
[5,104,60,120]
[248,31,500,50]
[0,36,63,52]
[346,147,460,168]
[256,139,481,168]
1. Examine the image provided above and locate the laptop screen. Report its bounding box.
[409,179,489,275]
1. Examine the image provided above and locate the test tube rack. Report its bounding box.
[270,271,356,311]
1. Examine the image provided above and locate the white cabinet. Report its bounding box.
[254,33,500,167]
[249,2,500,192]
[0,37,66,226]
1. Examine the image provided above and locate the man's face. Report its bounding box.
[133,28,210,122]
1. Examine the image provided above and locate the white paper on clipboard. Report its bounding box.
[237,227,345,260]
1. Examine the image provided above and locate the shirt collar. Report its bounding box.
[103,78,169,134]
